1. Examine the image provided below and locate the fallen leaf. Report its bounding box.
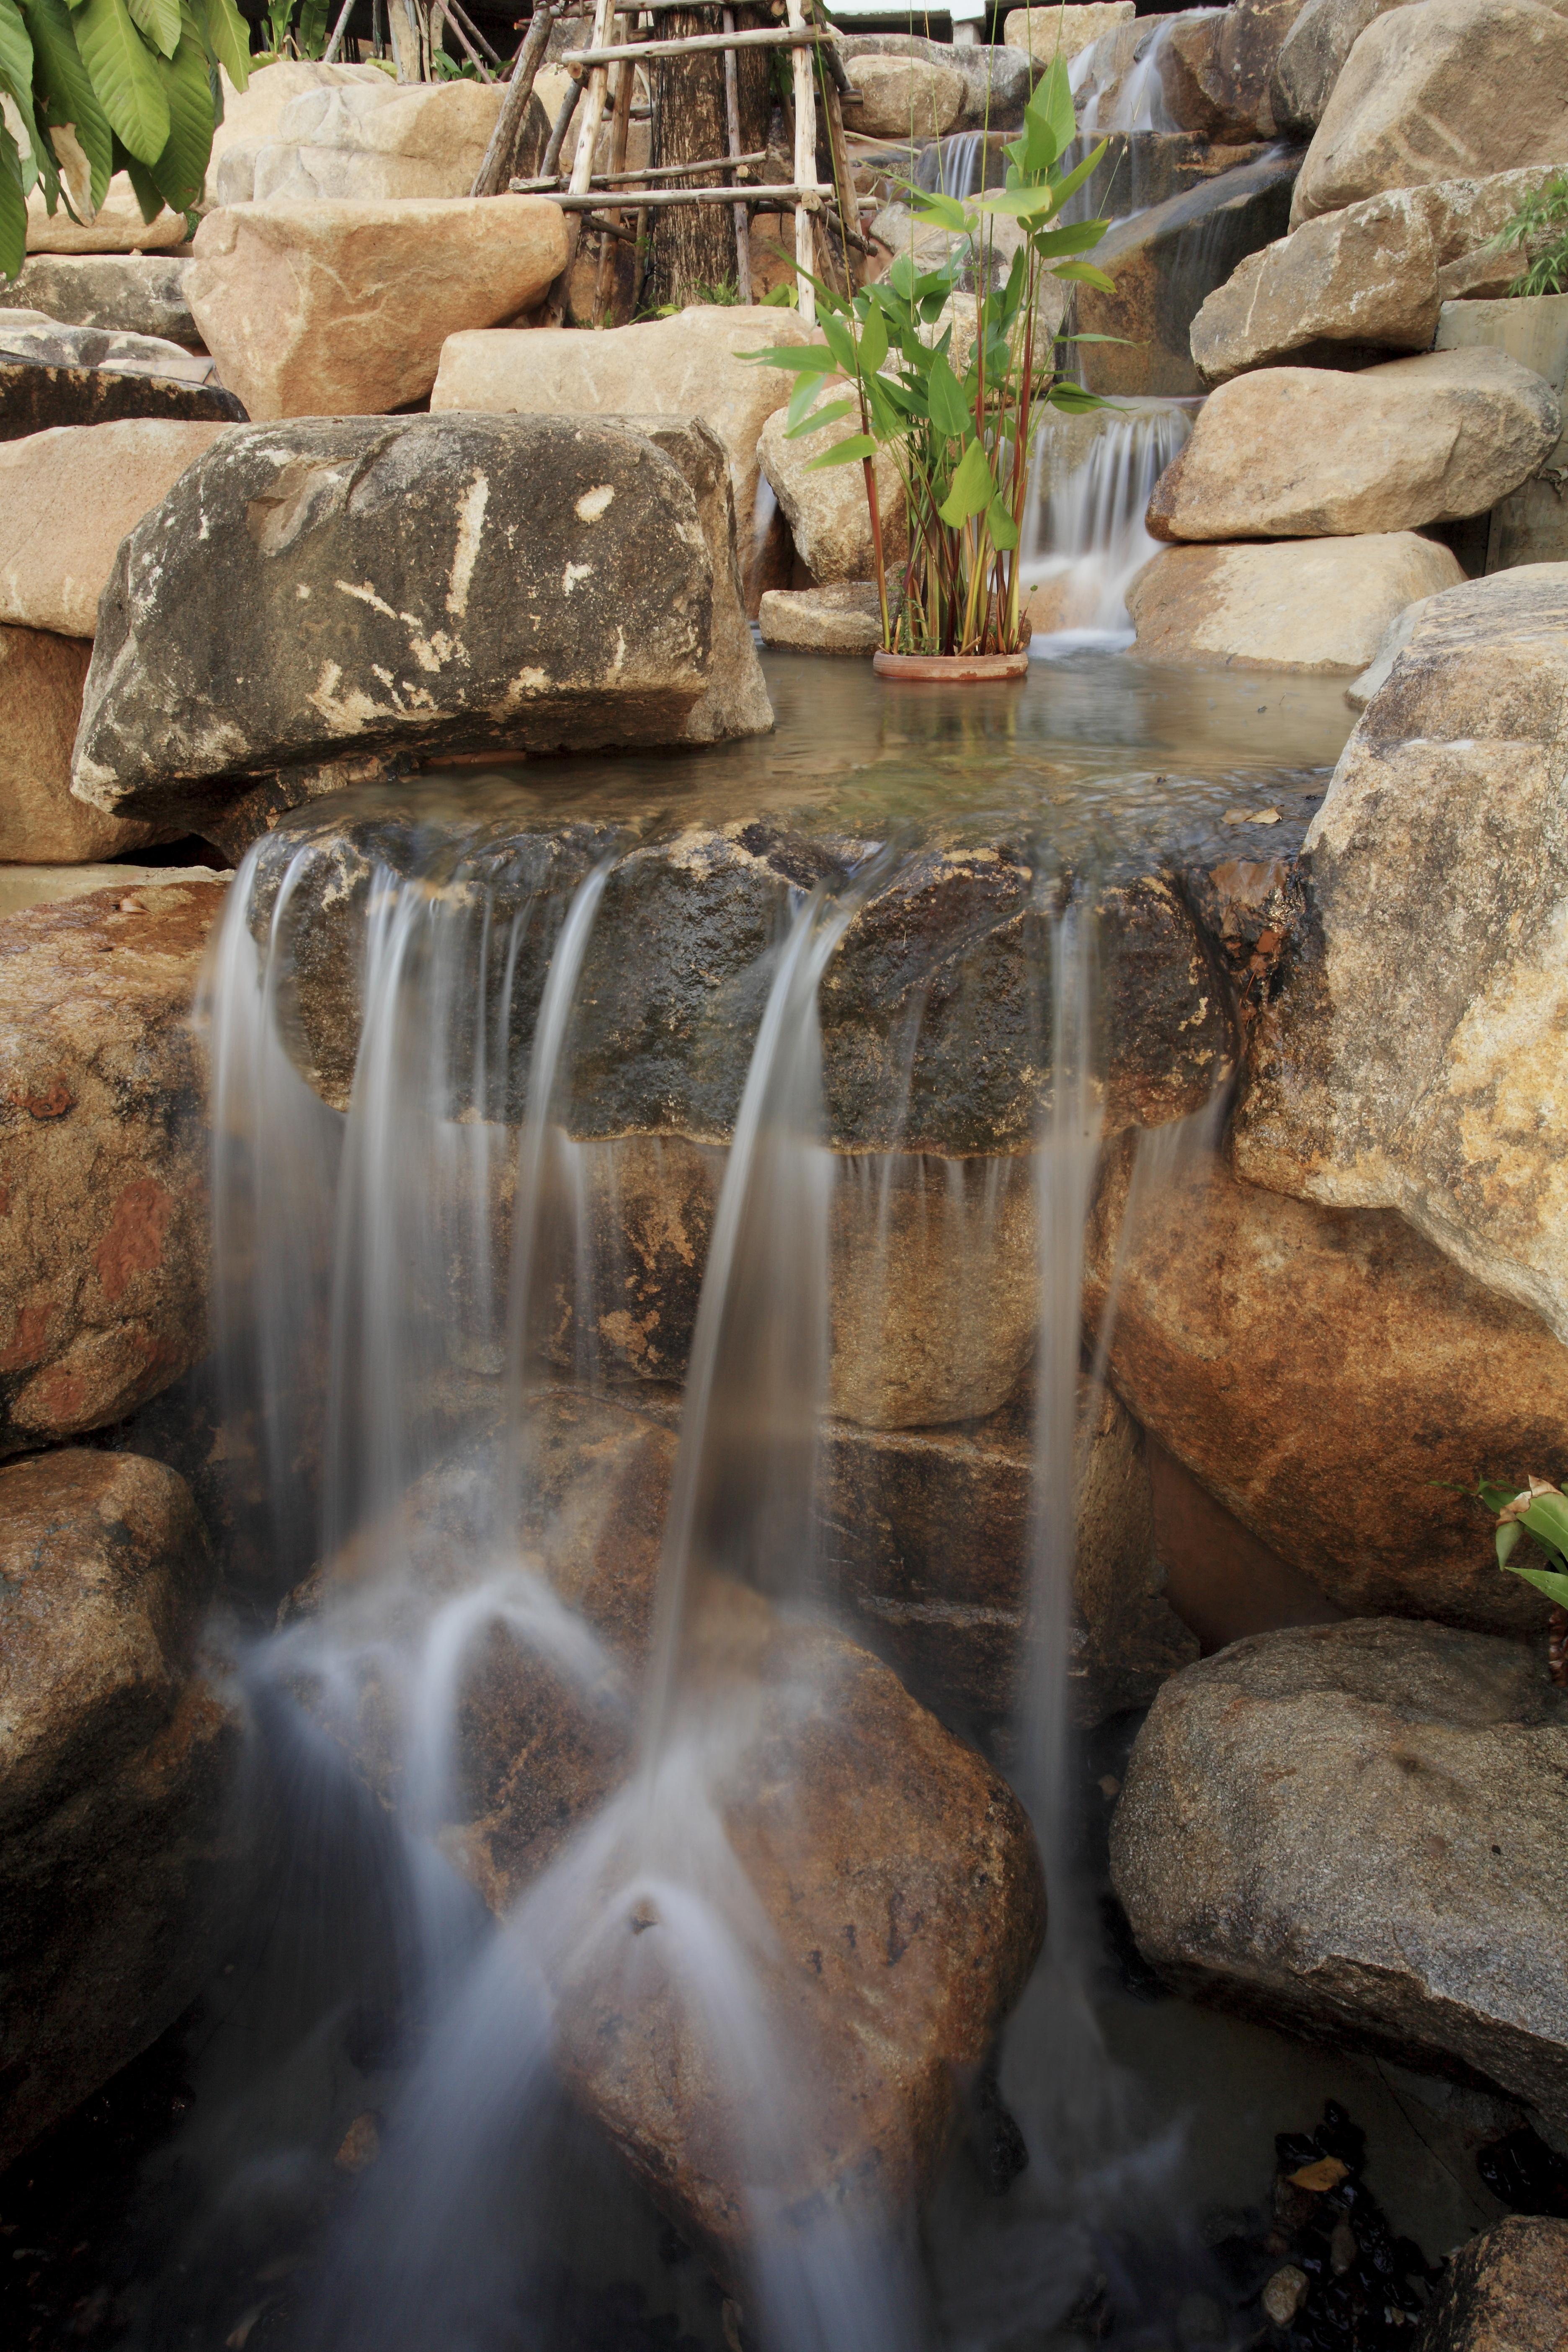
[335,2112,382,2174]
[1288,2154,1349,2192]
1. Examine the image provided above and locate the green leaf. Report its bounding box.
[1520,1493,1568,1563]
[741,341,836,373]
[125,0,176,55]
[910,187,967,232]
[856,298,887,376]
[936,433,993,526]
[0,0,41,171]
[145,13,210,210]
[118,135,161,213]
[74,0,168,161]
[1047,136,1108,214]
[1037,50,1076,166]
[926,348,971,439]
[785,395,852,439]
[986,494,1019,551]
[974,185,1056,222]
[1046,378,1107,412]
[1052,258,1116,291]
[196,0,246,83]
[1030,217,1113,257]
[1503,1560,1568,1611]
[804,433,876,471]
[816,307,857,380]
[1497,1520,1523,1568]
[785,369,829,430]
[21,0,112,213]
[0,111,25,276]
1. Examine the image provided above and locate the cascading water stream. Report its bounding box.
[1020,401,1197,652]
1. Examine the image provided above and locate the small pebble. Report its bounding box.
[1329,2217,1357,2275]
[1098,1774,1121,1799]
[1262,2264,1309,2326]
[334,2113,381,2173]
[1287,2153,1349,2192]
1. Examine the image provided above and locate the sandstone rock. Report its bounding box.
[1083,1135,1568,1633]
[1071,145,1298,396]
[0,875,222,1447]
[1291,0,1568,227]
[245,80,545,207]
[207,58,394,203]
[841,53,966,140]
[433,304,816,542]
[1155,0,1313,142]
[1127,533,1465,672]
[24,173,186,255]
[72,415,770,840]
[757,402,907,585]
[0,1448,238,2169]
[0,420,233,638]
[0,255,198,345]
[1191,165,1568,380]
[1002,3,1133,66]
[185,197,567,422]
[1270,0,1408,134]
[1233,565,1568,1351]
[1419,2218,1568,2352]
[1109,1621,1568,2126]
[0,863,221,918]
[1434,294,1568,571]
[1149,349,1560,538]
[1344,589,1432,708]
[758,583,882,652]
[0,627,158,862]
[841,35,1031,131]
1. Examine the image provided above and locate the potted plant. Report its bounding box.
[747,55,1114,678]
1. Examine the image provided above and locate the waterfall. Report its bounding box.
[1020,399,1197,652]
[1075,10,1223,134]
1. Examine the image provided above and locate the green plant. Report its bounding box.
[1471,1475,1568,1683]
[263,0,328,58]
[651,276,797,318]
[744,54,1113,659]
[0,0,250,277]
[1492,172,1568,298]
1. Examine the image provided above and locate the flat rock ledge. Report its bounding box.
[1109,1620,1568,2132]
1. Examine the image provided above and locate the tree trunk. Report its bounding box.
[648,5,772,309]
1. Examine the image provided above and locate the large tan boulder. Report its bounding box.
[757,402,907,585]
[1291,0,1568,226]
[1083,1135,1568,1632]
[1127,531,1465,672]
[0,627,158,862]
[244,80,539,208]
[1270,0,1406,132]
[1190,166,1568,381]
[1155,0,1315,142]
[432,305,818,542]
[1419,2220,1568,2352]
[207,57,392,202]
[0,1448,240,2171]
[1149,348,1560,540]
[186,197,568,421]
[1002,2,1133,64]
[1235,565,1568,1351]
[1111,1622,1568,2129]
[24,175,186,255]
[0,874,226,1451]
[0,420,232,639]
[840,52,965,139]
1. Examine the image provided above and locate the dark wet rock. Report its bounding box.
[1110,1620,1568,2129]
[0,875,226,1454]
[71,415,771,846]
[242,802,1236,1156]
[1418,2217,1568,2352]
[0,316,244,440]
[1155,0,1314,142]
[0,1449,240,2171]
[0,255,199,346]
[1083,1132,1568,1635]
[0,310,216,385]
[1071,146,1299,396]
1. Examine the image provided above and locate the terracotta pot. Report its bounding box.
[872,649,1030,682]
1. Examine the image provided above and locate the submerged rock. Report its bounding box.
[0,874,224,1450]
[1234,564,1568,1351]
[0,1449,240,2171]
[758,584,883,654]
[1083,1135,1568,1635]
[0,624,159,861]
[1419,2217,1568,2352]
[1110,1620,1568,2131]
[1147,349,1560,539]
[1289,0,1568,225]
[0,419,234,639]
[185,197,568,422]
[1127,532,1465,672]
[71,414,770,845]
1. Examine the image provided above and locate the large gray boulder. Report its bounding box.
[1148,348,1560,538]
[1110,1621,1568,2128]
[0,255,199,345]
[1155,0,1314,142]
[1191,165,1568,381]
[1291,0,1568,226]
[1235,564,1568,1351]
[840,34,1031,130]
[0,1449,241,2170]
[71,414,771,847]
[1269,0,1406,134]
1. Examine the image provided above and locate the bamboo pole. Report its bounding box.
[592,37,638,324]
[539,74,583,176]
[432,0,494,78]
[471,0,574,196]
[512,148,765,187]
[784,0,818,320]
[720,4,751,301]
[568,23,836,62]
[546,179,820,206]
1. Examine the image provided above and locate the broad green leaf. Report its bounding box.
[816,308,858,380]
[1037,50,1076,166]
[926,348,971,439]
[1503,1560,1568,1610]
[146,15,209,209]
[936,433,993,526]
[1520,1493,1568,1562]
[196,0,247,86]
[974,186,1056,222]
[785,396,852,439]
[74,0,168,161]
[804,433,876,471]
[0,111,24,275]
[856,298,887,376]
[910,187,967,232]
[1496,1519,1523,1568]
[741,341,836,372]
[125,0,177,56]
[1046,378,1107,412]
[786,369,830,430]
[1030,217,1113,257]
[1047,137,1108,214]
[117,130,162,215]
[1052,258,1116,291]
[0,0,39,148]
[986,495,1019,551]
[21,0,112,211]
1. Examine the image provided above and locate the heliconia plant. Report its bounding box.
[0,0,251,281]
[745,52,1116,660]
